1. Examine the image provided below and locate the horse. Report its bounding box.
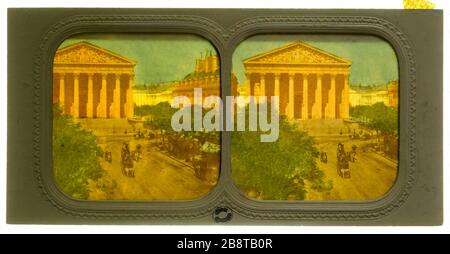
[121,142,135,177]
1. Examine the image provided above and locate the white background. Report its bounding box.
[0,0,447,234]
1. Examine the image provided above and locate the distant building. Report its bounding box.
[133,51,238,107]
[349,81,398,108]
[133,89,173,106]
[349,85,389,107]
[171,51,238,104]
[387,81,399,108]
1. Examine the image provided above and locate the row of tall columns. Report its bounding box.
[247,72,349,120]
[56,72,134,119]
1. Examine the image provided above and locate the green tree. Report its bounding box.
[52,105,104,199]
[231,115,331,200]
[367,102,398,136]
[350,102,398,154]
[145,102,177,131]
[136,102,220,143]
[351,102,397,135]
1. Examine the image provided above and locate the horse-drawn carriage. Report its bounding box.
[192,142,220,184]
[121,142,135,177]
[337,143,351,179]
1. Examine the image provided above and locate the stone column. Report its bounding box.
[126,74,134,118]
[313,74,323,119]
[327,73,336,119]
[112,74,121,118]
[302,74,309,119]
[340,74,350,118]
[274,73,280,97]
[260,73,266,97]
[98,73,108,118]
[273,73,280,112]
[59,73,65,111]
[245,73,252,96]
[287,73,295,119]
[72,73,80,118]
[86,73,94,118]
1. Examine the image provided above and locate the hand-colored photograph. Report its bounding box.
[52,34,223,200]
[231,35,399,201]
[52,33,399,202]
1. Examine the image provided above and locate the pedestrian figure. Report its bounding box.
[337,143,351,178]
[121,142,134,177]
[132,144,142,161]
[320,152,328,164]
[104,150,112,163]
[337,143,345,160]
[349,144,357,162]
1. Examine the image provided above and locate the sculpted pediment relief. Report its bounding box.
[54,41,136,65]
[244,42,351,65]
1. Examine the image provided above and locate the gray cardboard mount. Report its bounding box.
[7,8,443,225]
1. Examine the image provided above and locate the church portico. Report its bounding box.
[243,42,352,120]
[53,41,136,119]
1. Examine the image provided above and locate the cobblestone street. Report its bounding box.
[96,137,215,200]
[307,136,398,200]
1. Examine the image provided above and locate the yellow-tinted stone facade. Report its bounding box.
[244,41,352,119]
[53,41,136,119]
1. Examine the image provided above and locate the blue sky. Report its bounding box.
[60,33,398,87]
[60,34,217,85]
[232,34,399,86]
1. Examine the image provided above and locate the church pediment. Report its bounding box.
[244,41,351,65]
[54,41,136,65]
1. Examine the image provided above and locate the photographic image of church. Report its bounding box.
[52,36,223,202]
[242,41,351,120]
[232,36,399,201]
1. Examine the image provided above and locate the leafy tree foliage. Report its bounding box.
[136,102,219,143]
[52,105,104,199]
[350,102,398,158]
[231,116,331,200]
[136,102,177,131]
[350,102,398,136]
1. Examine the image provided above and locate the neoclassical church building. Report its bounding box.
[244,41,352,120]
[53,41,136,119]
